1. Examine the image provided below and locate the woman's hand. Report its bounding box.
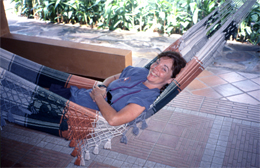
[90,84,145,126]
[90,73,120,102]
[89,85,107,102]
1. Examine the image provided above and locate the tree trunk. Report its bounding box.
[140,16,142,31]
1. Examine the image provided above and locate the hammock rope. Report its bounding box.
[0,0,256,165]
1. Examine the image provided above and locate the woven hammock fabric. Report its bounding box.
[0,0,256,165]
[0,48,127,165]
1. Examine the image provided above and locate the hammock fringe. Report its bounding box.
[74,156,81,166]
[85,150,90,160]
[104,139,112,149]
[93,144,99,155]
[71,147,79,157]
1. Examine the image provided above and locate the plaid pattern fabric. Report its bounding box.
[0,66,68,135]
[0,48,98,136]
[1,48,71,88]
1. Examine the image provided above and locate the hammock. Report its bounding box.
[0,0,256,166]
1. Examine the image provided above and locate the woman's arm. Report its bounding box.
[90,86,145,126]
[100,73,121,87]
[95,73,121,99]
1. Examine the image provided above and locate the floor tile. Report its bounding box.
[220,98,228,101]
[112,160,124,167]
[163,123,185,136]
[218,72,246,83]
[248,90,260,101]
[157,134,180,148]
[198,75,228,87]
[186,79,208,91]
[191,88,223,99]
[136,129,161,143]
[146,119,167,132]
[13,161,36,167]
[226,93,260,105]
[88,161,117,168]
[197,70,214,78]
[150,109,173,122]
[207,68,232,75]
[1,158,16,167]
[213,84,243,97]
[116,153,128,161]
[223,123,259,168]
[111,137,152,160]
[1,137,73,168]
[125,156,137,164]
[237,72,260,79]
[232,80,260,92]
[251,77,260,85]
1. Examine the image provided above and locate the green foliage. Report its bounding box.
[9,0,259,45]
[237,1,260,45]
[11,0,34,17]
[11,0,22,14]
[102,0,133,30]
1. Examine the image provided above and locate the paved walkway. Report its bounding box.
[1,12,260,168]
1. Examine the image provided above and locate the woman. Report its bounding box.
[69,51,186,126]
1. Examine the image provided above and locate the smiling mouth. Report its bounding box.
[150,71,158,77]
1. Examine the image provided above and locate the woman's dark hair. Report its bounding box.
[157,51,186,78]
[157,51,186,92]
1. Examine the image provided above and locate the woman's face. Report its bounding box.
[147,57,174,88]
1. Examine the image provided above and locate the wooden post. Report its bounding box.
[0,0,10,37]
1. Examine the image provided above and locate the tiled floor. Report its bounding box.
[1,138,73,167]
[1,124,74,167]
[109,104,259,168]
[170,92,260,123]
[185,67,260,105]
[222,122,259,167]
[2,101,259,168]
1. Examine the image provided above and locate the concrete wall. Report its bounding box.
[0,1,132,79]
[1,33,132,79]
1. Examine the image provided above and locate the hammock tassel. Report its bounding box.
[132,124,139,136]
[85,150,90,160]
[69,138,76,147]
[141,119,148,130]
[80,153,85,166]
[104,139,111,149]
[71,147,79,157]
[60,130,69,139]
[93,144,99,155]
[59,118,68,131]
[74,156,81,166]
[120,134,128,144]
[7,111,15,123]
